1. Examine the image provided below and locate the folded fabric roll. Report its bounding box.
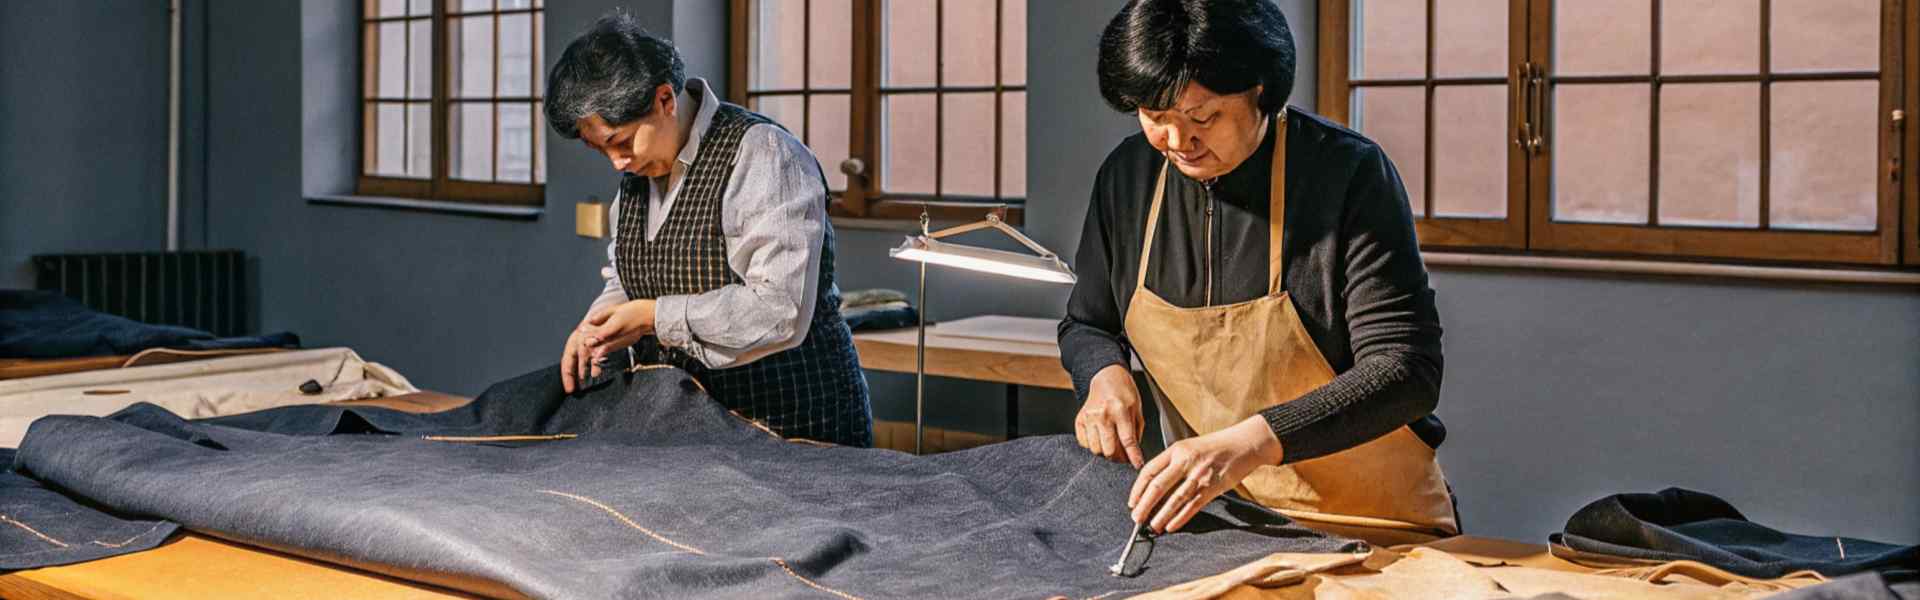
[840,288,908,309]
[0,290,299,359]
[843,301,919,332]
[1551,487,1920,580]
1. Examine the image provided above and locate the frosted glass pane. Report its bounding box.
[1769,80,1878,231]
[1555,0,1651,76]
[1431,85,1507,218]
[1658,83,1760,227]
[1553,84,1650,223]
[1352,87,1426,216]
[884,94,936,194]
[1352,0,1425,79]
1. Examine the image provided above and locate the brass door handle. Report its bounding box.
[1513,63,1530,150]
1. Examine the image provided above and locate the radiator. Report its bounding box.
[31,250,248,337]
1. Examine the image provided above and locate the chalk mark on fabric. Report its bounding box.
[771,556,863,600]
[628,363,708,394]
[90,523,166,548]
[422,434,579,443]
[0,514,69,548]
[539,489,870,600]
[728,409,838,447]
[537,490,707,555]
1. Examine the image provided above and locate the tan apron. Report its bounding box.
[1121,116,1459,539]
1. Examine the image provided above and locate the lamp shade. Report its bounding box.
[889,236,1076,284]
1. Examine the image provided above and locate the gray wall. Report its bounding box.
[199,0,680,392]
[174,0,1917,543]
[0,1,171,288]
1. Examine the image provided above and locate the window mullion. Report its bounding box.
[847,0,879,216]
[1758,0,1771,230]
[993,0,1002,203]
[933,0,944,203]
[432,2,450,199]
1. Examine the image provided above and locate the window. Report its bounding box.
[1320,0,1915,266]
[360,0,545,206]
[730,0,1027,223]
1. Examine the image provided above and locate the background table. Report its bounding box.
[852,315,1077,441]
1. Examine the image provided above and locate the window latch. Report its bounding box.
[1893,109,1905,183]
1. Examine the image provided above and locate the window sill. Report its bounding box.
[308,195,544,220]
[1424,252,1920,286]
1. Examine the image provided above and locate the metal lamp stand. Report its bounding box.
[915,211,929,455]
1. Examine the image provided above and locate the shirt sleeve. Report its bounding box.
[587,184,629,320]
[652,124,825,369]
[1257,144,1445,464]
[1058,158,1133,402]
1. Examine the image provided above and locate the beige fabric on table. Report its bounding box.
[1413,537,1826,592]
[1129,550,1373,600]
[1136,538,1825,600]
[1121,116,1457,538]
[0,348,416,446]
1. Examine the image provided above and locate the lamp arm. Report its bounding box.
[925,219,999,239]
[989,219,1058,258]
[924,214,1060,259]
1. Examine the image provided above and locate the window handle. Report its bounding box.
[840,157,868,179]
[1890,110,1905,183]
[1513,63,1531,151]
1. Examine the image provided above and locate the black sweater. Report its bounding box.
[1057,109,1445,464]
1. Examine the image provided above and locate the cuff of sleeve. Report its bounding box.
[1261,398,1330,465]
[1065,349,1129,402]
[654,295,694,349]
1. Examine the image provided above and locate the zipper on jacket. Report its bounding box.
[1202,179,1216,306]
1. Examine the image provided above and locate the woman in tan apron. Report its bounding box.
[1061,0,1457,544]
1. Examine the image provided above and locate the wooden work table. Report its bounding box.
[851,314,1075,390]
[0,392,479,600]
[852,314,1134,441]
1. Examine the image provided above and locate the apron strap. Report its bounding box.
[1268,112,1288,295]
[1137,161,1171,290]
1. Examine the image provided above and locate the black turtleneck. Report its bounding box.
[1058,109,1446,464]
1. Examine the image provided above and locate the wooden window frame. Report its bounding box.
[1906,0,1919,265]
[1321,0,1915,267]
[357,1,545,207]
[727,0,1027,225]
[1319,0,1530,250]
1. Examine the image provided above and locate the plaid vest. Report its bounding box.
[615,103,872,447]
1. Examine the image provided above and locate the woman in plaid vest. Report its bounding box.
[542,13,873,447]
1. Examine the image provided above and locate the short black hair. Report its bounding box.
[544,11,686,139]
[1097,0,1295,115]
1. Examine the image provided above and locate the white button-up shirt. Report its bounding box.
[588,78,828,369]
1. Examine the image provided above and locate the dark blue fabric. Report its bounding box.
[1552,488,1920,579]
[842,304,918,332]
[0,290,298,359]
[9,365,1365,597]
[0,449,178,570]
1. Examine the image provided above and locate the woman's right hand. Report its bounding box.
[1074,364,1145,468]
[559,311,605,394]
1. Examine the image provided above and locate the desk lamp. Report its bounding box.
[888,209,1075,454]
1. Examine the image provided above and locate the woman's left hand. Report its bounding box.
[1129,415,1285,534]
[581,299,657,363]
